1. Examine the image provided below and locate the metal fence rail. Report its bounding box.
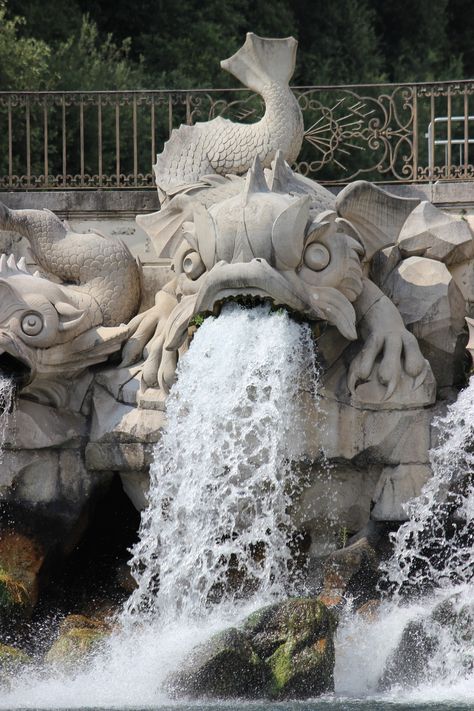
[1,79,474,190]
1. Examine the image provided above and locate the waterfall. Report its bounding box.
[336,376,474,700]
[0,304,321,709]
[0,374,15,454]
[383,378,474,595]
[124,302,319,625]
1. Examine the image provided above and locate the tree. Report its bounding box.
[0,2,51,90]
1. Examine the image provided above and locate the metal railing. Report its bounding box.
[1,79,474,190]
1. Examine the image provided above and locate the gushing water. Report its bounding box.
[1,304,320,708]
[0,374,15,454]
[383,380,474,595]
[336,377,474,699]
[124,303,319,624]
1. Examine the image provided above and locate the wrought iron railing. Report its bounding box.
[1,80,474,190]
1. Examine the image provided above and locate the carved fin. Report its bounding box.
[136,194,194,259]
[221,33,297,92]
[56,301,86,332]
[336,181,420,261]
[271,195,310,269]
[242,156,268,204]
[193,206,217,270]
[268,150,293,192]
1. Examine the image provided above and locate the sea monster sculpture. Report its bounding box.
[125,153,435,404]
[0,203,140,406]
[153,33,304,202]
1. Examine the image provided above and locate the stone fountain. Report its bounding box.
[0,33,472,633]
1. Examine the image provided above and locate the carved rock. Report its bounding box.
[398,202,474,265]
[371,464,432,521]
[153,34,304,200]
[383,256,467,386]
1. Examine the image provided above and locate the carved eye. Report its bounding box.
[21,312,44,336]
[182,251,205,280]
[303,243,331,271]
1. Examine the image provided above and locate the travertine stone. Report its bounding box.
[119,471,150,511]
[398,202,474,264]
[90,385,165,444]
[383,256,467,386]
[85,442,153,471]
[294,463,381,557]
[371,464,431,521]
[2,400,86,450]
[303,393,432,466]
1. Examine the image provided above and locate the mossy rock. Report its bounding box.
[0,568,30,619]
[246,598,336,657]
[171,598,336,700]
[262,599,337,699]
[168,627,268,698]
[45,616,111,666]
[0,643,31,686]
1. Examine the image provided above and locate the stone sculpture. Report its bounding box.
[0,33,473,619]
[0,203,140,407]
[127,153,434,406]
[152,33,304,202]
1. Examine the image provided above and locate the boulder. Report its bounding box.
[319,535,381,607]
[248,598,336,699]
[45,614,111,666]
[170,598,336,700]
[379,592,474,690]
[169,627,267,698]
[379,618,438,690]
[0,644,31,686]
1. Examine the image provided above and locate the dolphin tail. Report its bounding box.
[220,33,297,93]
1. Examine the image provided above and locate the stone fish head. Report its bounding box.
[169,157,365,349]
[0,255,125,400]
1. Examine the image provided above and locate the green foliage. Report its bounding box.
[190,314,206,328]
[2,0,473,94]
[48,16,144,91]
[0,2,51,90]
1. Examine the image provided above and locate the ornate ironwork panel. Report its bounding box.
[0,81,473,189]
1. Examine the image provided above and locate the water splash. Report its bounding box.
[384,379,474,596]
[0,374,15,454]
[335,376,474,698]
[124,303,319,624]
[0,304,320,709]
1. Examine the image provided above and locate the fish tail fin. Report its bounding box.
[221,33,297,93]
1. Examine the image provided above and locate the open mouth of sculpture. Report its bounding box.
[0,348,32,388]
[191,259,356,341]
[195,260,314,319]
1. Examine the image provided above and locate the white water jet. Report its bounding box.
[124,302,319,624]
[1,304,320,709]
[335,376,474,699]
[0,374,15,454]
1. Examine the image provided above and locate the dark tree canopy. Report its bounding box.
[0,0,472,90]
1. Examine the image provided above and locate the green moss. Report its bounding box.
[45,627,107,665]
[0,568,29,613]
[0,644,31,681]
[189,313,205,327]
[268,643,293,695]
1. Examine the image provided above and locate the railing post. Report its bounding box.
[25,96,31,188]
[43,98,49,188]
[412,86,418,182]
[7,97,12,188]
